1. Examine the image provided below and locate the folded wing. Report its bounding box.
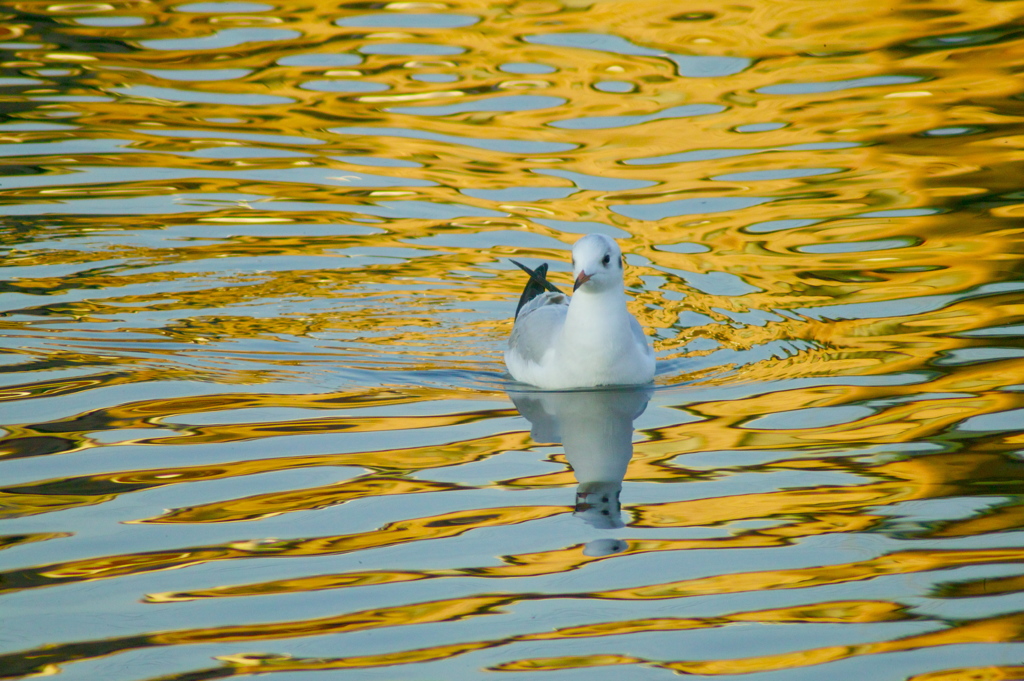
[508,291,568,366]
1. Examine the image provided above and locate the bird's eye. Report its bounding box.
[601,254,610,266]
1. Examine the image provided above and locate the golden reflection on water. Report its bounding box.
[1,0,1024,679]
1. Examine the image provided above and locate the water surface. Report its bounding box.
[2,1,1024,679]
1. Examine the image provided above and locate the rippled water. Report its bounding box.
[2,1,1024,679]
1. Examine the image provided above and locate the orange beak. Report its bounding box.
[574,270,592,291]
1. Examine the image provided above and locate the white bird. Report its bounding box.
[504,234,656,390]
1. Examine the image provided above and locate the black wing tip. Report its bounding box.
[511,259,562,318]
[510,259,534,276]
[510,259,561,294]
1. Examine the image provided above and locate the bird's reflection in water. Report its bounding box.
[508,386,651,556]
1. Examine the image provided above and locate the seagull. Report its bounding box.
[505,233,656,389]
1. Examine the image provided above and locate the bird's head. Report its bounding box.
[571,233,624,293]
